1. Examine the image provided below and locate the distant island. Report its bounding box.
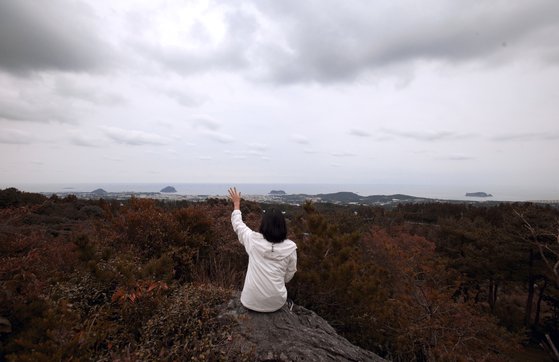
[465,192,493,197]
[160,186,177,193]
[269,190,286,195]
[313,192,428,204]
[264,191,432,206]
[91,188,108,196]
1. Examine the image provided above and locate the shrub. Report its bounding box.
[115,198,184,257]
[0,188,46,208]
[134,284,237,361]
[290,204,522,361]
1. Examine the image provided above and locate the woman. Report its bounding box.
[228,187,297,312]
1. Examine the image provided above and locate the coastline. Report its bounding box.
[1,182,557,203]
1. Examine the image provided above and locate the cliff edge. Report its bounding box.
[220,294,386,361]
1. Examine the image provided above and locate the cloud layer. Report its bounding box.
[0,0,114,73]
[102,127,170,146]
[0,0,558,191]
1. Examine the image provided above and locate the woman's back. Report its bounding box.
[228,188,297,312]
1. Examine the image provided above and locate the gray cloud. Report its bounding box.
[224,144,269,160]
[291,134,310,144]
[102,126,170,146]
[188,115,234,143]
[247,143,268,152]
[139,43,247,75]
[245,143,269,158]
[0,97,74,123]
[349,128,392,141]
[0,0,114,74]
[381,128,475,141]
[2,0,558,88]
[103,155,125,162]
[55,78,126,105]
[349,129,372,137]
[204,131,234,144]
[492,132,559,142]
[331,152,356,157]
[436,154,475,161]
[69,134,103,147]
[0,1,557,191]
[163,89,206,107]
[191,115,221,131]
[252,0,559,83]
[227,151,248,160]
[134,7,257,76]
[0,129,35,144]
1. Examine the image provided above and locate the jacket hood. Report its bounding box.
[253,233,297,261]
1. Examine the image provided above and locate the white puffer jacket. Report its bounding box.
[231,210,297,312]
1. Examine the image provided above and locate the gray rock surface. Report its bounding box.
[220,294,387,361]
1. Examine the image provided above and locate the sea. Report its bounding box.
[2,183,558,202]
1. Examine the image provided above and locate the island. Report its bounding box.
[91,188,108,196]
[269,190,287,195]
[465,192,493,197]
[160,186,177,193]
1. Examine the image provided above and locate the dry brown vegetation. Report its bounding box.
[1,188,558,361]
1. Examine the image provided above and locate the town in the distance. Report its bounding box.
[39,185,557,207]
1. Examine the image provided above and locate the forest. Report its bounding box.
[1,187,559,361]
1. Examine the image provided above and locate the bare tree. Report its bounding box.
[515,210,559,287]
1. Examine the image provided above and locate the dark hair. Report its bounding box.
[259,209,287,243]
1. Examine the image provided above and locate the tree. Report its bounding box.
[363,226,520,361]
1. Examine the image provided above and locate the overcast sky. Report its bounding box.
[1,0,558,195]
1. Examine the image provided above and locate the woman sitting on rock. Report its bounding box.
[228,187,297,312]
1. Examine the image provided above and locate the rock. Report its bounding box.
[0,317,12,333]
[160,186,177,193]
[220,294,386,361]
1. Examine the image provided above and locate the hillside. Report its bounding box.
[1,188,558,360]
[0,189,385,360]
[276,191,433,206]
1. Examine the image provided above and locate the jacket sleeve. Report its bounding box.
[231,210,253,252]
[285,250,297,283]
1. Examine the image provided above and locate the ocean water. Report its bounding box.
[3,182,558,202]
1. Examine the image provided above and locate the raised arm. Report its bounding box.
[228,187,241,210]
[228,187,252,249]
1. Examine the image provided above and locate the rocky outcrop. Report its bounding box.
[220,294,386,361]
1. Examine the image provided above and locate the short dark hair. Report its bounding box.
[259,209,287,243]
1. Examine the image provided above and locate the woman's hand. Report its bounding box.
[228,187,241,210]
